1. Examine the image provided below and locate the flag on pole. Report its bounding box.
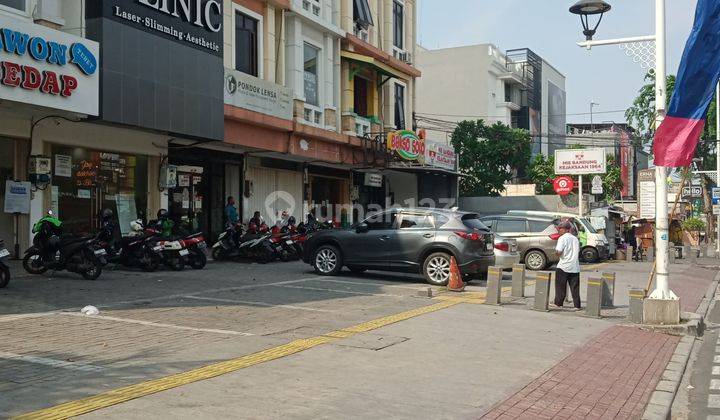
[653,0,720,167]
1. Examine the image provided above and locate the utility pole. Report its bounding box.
[716,81,720,257]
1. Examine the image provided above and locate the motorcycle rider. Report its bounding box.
[156,209,175,238]
[97,208,120,256]
[33,210,63,262]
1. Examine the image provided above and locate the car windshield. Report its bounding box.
[581,218,598,234]
[461,214,489,231]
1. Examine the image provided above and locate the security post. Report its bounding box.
[485,266,503,305]
[585,277,603,318]
[601,272,615,308]
[628,288,646,324]
[533,272,552,311]
[626,246,634,262]
[511,264,526,298]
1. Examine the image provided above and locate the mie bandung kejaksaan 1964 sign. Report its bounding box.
[554,148,607,175]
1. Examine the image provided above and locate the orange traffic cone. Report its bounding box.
[447,256,465,292]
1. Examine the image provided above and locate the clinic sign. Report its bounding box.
[554,148,607,175]
[100,0,223,56]
[0,16,99,115]
[387,130,426,163]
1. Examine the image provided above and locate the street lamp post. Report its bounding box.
[570,0,677,300]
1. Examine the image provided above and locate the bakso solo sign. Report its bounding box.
[387,130,426,163]
[0,16,99,115]
[554,148,607,175]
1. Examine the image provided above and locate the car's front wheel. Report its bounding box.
[581,246,599,263]
[524,250,547,271]
[313,245,343,276]
[423,252,452,286]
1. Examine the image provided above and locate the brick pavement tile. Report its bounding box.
[481,325,680,420]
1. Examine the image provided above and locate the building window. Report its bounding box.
[353,0,374,31]
[504,82,512,103]
[394,83,406,130]
[393,0,404,50]
[0,0,26,12]
[303,0,321,17]
[235,11,258,76]
[304,43,320,107]
[353,76,369,117]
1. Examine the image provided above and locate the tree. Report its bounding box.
[451,120,532,196]
[528,154,555,194]
[527,147,624,201]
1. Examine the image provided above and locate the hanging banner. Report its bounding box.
[387,130,425,163]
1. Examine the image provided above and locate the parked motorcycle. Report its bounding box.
[212,222,245,261]
[177,232,207,269]
[98,216,163,272]
[23,211,106,280]
[0,239,10,288]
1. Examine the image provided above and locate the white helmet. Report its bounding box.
[130,220,144,232]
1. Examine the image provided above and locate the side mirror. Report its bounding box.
[356,223,369,233]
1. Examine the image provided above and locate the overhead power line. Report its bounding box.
[414,109,630,119]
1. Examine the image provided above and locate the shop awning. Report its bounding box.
[341,50,408,81]
[353,0,374,29]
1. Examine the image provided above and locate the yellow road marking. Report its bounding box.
[13,300,461,420]
[14,263,615,419]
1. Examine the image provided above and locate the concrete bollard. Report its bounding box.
[533,271,552,312]
[628,288,645,324]
[626,246,634,262]
[669,248,676,264]
[484,266,503,306]
[646,246,654,263]
[683,245,691,260]
[511,264,526,298]
[601,272,615,308]
[701,245,708,258]
[689,247,698,264]
[585,277,603,318]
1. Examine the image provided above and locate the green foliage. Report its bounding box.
[528,154,555,194]
[526,149,624,201]
[451,120,533,197]
[682,217,706,233]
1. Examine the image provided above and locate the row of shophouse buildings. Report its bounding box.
[0,0,465,252]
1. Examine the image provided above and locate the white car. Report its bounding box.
[494,235,521,270]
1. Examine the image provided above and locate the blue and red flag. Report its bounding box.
[653,0,720,167]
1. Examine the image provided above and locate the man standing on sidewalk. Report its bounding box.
[554,221,581,310]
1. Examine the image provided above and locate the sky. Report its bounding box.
[417,0,697,125]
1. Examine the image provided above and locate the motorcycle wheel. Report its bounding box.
[212,247,224,261]
[166,252,185,271]
[0,264,9,288]
[23,252,48,275]
[141,251,160,272]
[190,251,207,270]
[81,259,103,280]
[279,250,290,262]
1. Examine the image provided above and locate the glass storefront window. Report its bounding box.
[51,146,148,235]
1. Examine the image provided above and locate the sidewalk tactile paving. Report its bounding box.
[481,325,680,420]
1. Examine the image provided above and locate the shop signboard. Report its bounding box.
[0,15,99,115]
[224,69,293,120]
[713,187,720,199]
[553,176,574,196]
[554,148,606,175]
[682,186,703,198]
[640,181,656,219]
[91,0,222,56]
[387,130,425,164]
[86,0,224,141]
[425,141,456,171]
[54,155,72,178]
[3,181,31,214]
[591,175,603,195]
[364,173,383,188]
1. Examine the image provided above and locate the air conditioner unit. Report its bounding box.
[398,52,412,64]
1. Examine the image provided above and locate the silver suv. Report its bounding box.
[303,208,496,285]
[480,215,560,270]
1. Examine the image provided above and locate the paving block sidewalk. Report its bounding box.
[481,326,680,420]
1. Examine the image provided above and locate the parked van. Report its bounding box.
[506,210,609,263]
[479,215,561,270]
